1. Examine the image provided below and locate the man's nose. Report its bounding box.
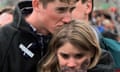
[62,12,72,24]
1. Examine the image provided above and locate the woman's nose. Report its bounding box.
[67,58,77,68]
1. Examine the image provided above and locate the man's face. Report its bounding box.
[36,0,76,34]
[72,0,92,21]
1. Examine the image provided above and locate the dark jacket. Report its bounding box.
[0,1,51,72]
[88,50,114,72]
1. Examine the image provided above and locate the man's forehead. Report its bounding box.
[59,0,78,4]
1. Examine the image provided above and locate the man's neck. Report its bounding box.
[25,12,49,35]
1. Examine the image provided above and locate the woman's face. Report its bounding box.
[57,42,92,72]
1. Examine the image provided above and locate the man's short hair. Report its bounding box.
[81,0,87,3]
[39,0,78,8]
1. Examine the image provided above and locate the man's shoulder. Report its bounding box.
[0,24,18,44]
[0,24,18,57]
[0,25,12,38]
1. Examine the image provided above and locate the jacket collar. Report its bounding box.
[12,1,33,34]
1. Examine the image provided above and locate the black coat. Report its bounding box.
[0,1,51,72]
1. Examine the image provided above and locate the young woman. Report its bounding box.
[38,20,101,72]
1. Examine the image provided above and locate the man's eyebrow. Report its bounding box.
[56,7,69,9]
[56,6,76,12]
[70,7,76,11]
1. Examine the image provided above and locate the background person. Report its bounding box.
[0,7,13,27]
[38,20,101,72]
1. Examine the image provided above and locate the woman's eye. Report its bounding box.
[74,54,84,59]
[61,53,69,59]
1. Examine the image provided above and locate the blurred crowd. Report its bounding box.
[90,8,120,42]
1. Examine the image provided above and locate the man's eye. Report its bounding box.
[61,53,69,59]
[70,7,75,12]
[57,7,67,13]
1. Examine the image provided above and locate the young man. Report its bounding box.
[72,0,114,72]
[0,0,78,72]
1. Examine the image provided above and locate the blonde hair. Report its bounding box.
[38,20,101,72]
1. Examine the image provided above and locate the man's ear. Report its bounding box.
[32,0,42,12]
[85,0,92,14]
